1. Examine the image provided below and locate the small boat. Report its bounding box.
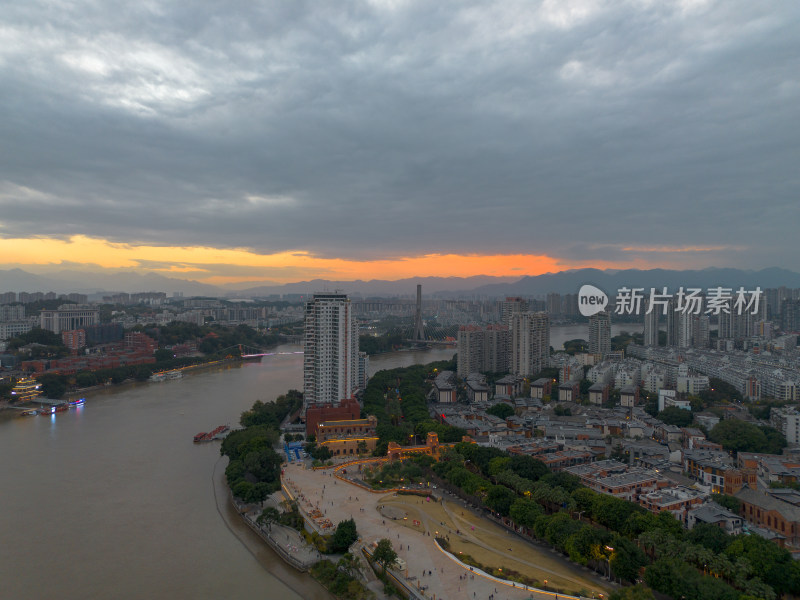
[39,403,69,416]
[165,370,183,380]
[21,409,38,416]
[68,398,86,407]
[209,425,230,440]
[149,373,166,382]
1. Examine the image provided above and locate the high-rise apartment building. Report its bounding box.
[782,300,800,333]
[510,312,550,377]
[0,304,25,322]
[719,310,749,341]
[501,297,528,328]
[484,324,511,373]
[676,311,693,348]
[589,311,611,357]
[456,324,510,376]
[457,325,484,377]
[303,293,359,410]
[643,300,659,346]
[666,298,679,346]
[691,315,710,349]
[546,293,562,315]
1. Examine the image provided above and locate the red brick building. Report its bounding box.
[304,397,361,437]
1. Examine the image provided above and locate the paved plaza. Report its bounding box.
[282,461,611,600]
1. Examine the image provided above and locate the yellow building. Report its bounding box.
[10,378,42,403]
[316,415,379,457]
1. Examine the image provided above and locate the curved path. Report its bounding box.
[438,497,600,590]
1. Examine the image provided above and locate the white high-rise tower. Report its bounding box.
[303,292,359,409]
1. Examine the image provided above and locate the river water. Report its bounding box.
[0,346,454,600]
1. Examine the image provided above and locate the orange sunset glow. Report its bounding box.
[0,235,637,285]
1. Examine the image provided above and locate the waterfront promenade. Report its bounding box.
[282,462,607,600]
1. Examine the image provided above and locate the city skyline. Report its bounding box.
[2,1,798,284]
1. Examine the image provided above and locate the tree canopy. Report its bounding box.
[709,419,786,454]
[486,402,514,420]
[657,406,693,427]
[372,539,397,571]
[330,518,359,553]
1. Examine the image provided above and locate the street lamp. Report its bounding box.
[604,545,614,581]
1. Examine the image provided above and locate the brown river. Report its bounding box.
[0,345,455,600]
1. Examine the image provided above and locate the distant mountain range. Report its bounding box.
[230,276,518,297]
[468,267,800,297]
[0,267,798,299]
[0,268,223,297]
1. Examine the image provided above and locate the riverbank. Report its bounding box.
[213,457,334,600]
[0,356,254,417]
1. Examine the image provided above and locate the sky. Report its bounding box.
[1,0,798,286]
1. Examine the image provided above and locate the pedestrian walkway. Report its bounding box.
[232,495,321,571]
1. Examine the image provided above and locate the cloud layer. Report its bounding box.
[1,0,798,273]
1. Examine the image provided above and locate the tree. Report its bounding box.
[486,403,514,420]
[508,454,550,481]
[592,494,634,531]
[609,584,656,600]
[571,487,598,514]
[687,522,732,554]
[372,539,397,572]
[564,524,609,565]
[509,497,543,529]
[712,494,741,514]
[37,373,67,399]
[544,512,582,552]
[610,535,648,583]
[257,507,280,528]
[9,327,64,347]
[700,378,743,403]
[709,419,786,454]
[331,518,359,553]
[154,348,173,362]
[657,406,693,427]
[75,371,98,388]
[336,552,361,579]
[485,484,516,517]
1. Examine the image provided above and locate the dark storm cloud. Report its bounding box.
[0,0,798,267]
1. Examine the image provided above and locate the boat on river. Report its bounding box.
[193,425,230,443]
